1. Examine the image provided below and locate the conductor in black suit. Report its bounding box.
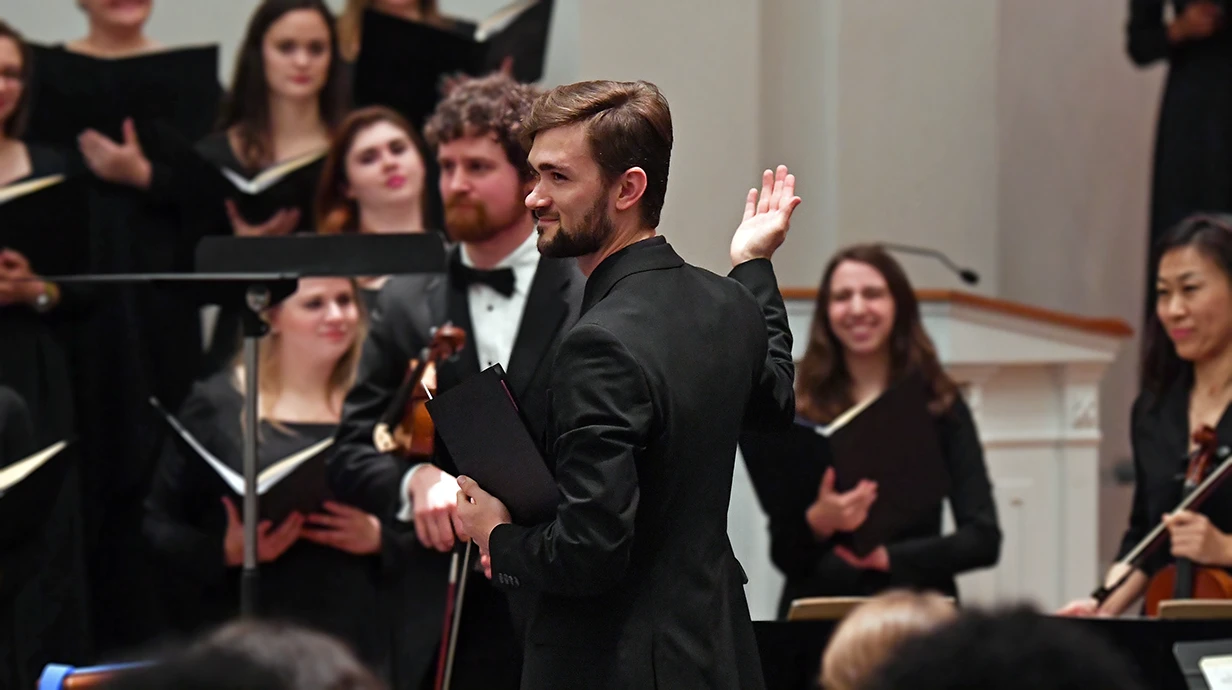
[454,80,799,690]
[328,73,584,689]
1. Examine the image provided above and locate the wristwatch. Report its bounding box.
[32,283,56,313]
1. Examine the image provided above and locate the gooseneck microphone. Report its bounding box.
[878,242,980,286]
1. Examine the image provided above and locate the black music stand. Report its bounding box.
[43,232,448,616]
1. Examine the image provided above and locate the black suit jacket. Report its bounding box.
[487,237,796,690]
[328,247,584,686]
[1118,370,1232,579]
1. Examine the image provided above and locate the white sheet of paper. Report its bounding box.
[1200,655,1232,689]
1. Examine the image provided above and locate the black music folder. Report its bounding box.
[425,364,558,525]
[25,44,221,154]
[0,173,91,276]
[740,373,951,556]
[0,440,72,549]
[1175,640,1232,690]
[151,399,334,524]
[352,0,555,127]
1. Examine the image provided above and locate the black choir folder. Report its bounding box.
[425,364,559,525]
[150,399,334,523]
[740,374,951,556]
[25,44,220,154]
[0,173,92,276]
[353,0,555,127]
[0,440,71,548]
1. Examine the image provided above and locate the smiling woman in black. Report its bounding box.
[1061,213,1232,617]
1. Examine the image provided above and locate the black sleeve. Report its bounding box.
[729,259,795,431]
[1117,396,1171,575]
[1127,0,1173,66]
[141,386,230,587]
[883,397,1003,581]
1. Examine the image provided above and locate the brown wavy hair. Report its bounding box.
[423,72,540,183]
[316,105,429,235]
[796,243,958,423]
[0,21,33,138]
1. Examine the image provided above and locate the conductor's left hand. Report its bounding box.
[454,475,511,568]
[730,164,801,267]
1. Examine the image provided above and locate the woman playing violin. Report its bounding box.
[1061,213,1232,617]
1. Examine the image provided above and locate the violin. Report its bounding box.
[1093,425,1232,616]
[373,323,467,460]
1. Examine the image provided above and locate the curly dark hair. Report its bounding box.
[423,72,540,182]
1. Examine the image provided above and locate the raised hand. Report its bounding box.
[730,165,802,267]
[805,467,877,539]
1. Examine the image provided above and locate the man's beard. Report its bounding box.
[444,195,502,243]
[537,194,614,259]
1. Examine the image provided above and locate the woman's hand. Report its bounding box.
[78,118,152,189]
[805,467,877,539]
[222,496,303,566]
[1165,510,1232,565]
[0,249,44,307]
[833,545,890,572]
[1170,0,1222,43]
[1056,597,1102,617]
[225,200,300,237]
[300,501,383,556]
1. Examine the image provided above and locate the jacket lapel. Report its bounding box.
[506,256,571,399]
[440,253,481,391]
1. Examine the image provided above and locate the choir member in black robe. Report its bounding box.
[1128,0,1232,322]
[0,21,93,687]
[143,278,411,686]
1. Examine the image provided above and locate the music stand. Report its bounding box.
[42,232,448,616]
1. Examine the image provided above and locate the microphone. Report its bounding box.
[879,242,980,286]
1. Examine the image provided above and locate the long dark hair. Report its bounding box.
[1141,213,1232,400]
[316,105,429,234]
[796,243,958,424]
[0,21,33,138]
[219,0,347,168]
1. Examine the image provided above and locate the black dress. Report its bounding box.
[0,143,94,690]
[1130,0,1232,318]
[143,372,410,686]
[1118,370,1232,585]
[745,396,1003,618]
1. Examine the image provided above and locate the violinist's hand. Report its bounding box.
[408,464,460,552]
[225,200,300,237]
[805,467,877,540]
[1056,598,1102,617]
[730,165,801,267]
[301,501,382,555]
[78,118,152,189]
[221,497,303,566]
[1165,510,1232,565]
[453,475,510,556]
[0,250,42,307]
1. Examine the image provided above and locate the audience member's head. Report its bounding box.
[101,619,385,690]
[864,605,1147,690]
[423,73,539,244]
[820,590,956,690]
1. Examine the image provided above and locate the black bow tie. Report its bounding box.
[451,263,516,297]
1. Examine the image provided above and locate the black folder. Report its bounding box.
[352,0,555,128]
[425,364,558,525]
[740,373,951,556]
[0,173,92,276]
[25,44,221,154]
[1175,639,1232,690]
[150,398,335,524]
[0,440,72,549]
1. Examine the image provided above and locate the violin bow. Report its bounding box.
[441,541,474,690]
[1092,442,1232,604]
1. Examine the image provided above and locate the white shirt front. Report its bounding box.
[397,231,542,522]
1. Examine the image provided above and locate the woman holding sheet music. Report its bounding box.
[0,21,97,689]
[742,244,1001,618]
[143,277,407,685]
[194,0,349,376]
[1060,214,1232,617]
